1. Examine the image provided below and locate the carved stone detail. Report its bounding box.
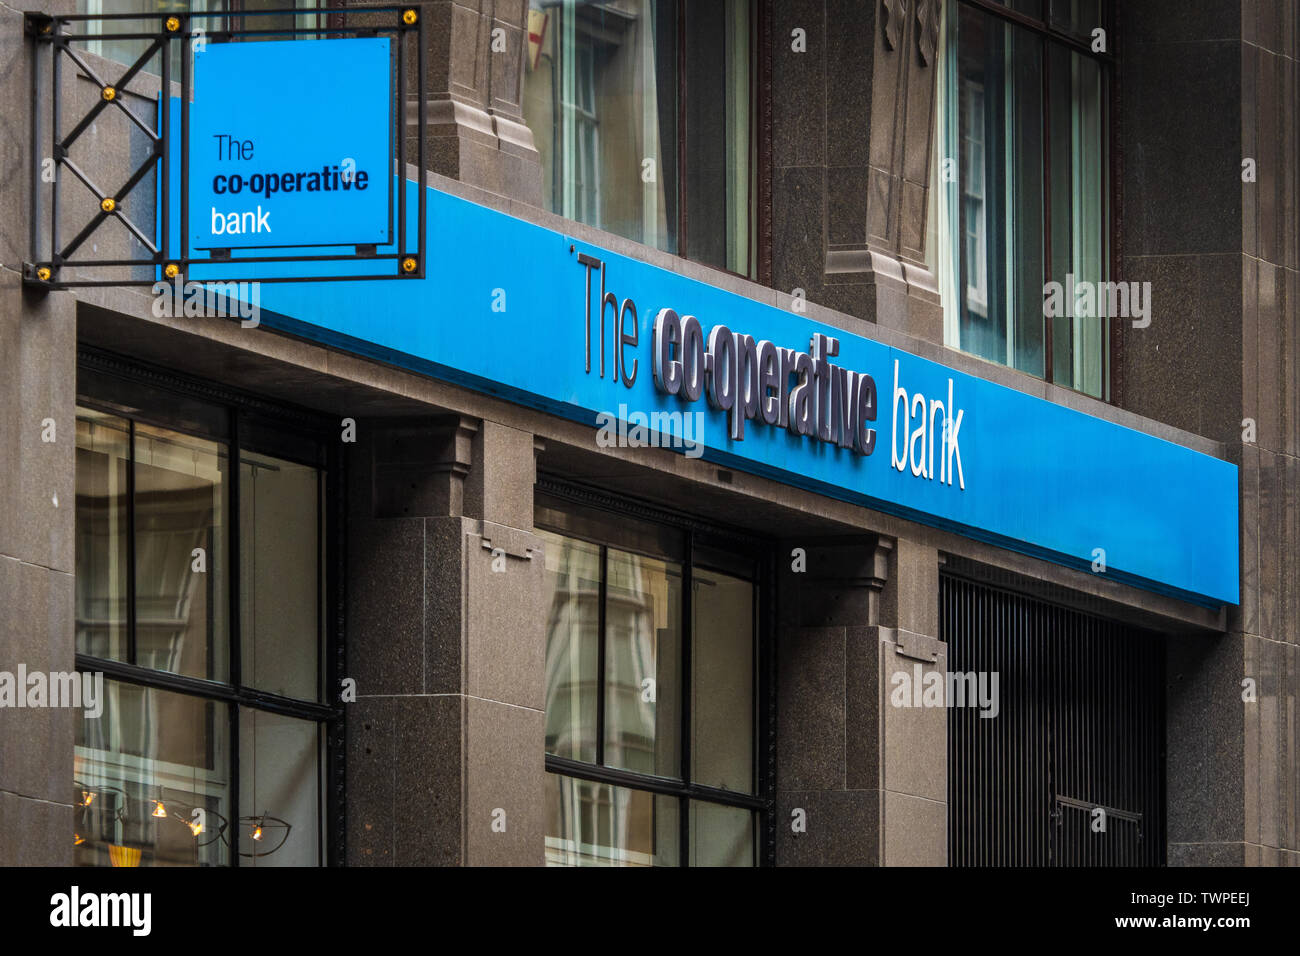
[883,0,906,51]
[917,0,941,66]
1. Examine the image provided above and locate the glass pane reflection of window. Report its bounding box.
[521,0,753,277]
[74,680,231,867]
[604,549,681,778]
[545,774,678,867]
[75,410,131,663]
[541,531,601,763]
[133,423,229,682]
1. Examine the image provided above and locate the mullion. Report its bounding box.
[679,530,693,866]
[74,654,332,720]
[595,544,607,767]
[544,756,764,811]
[126,418,137,666]
[229,410,243,867]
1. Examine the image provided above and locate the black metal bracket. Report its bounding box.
[25,4,427,292]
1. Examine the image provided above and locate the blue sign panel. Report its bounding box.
[188,38,391,250]
[196,180,1239,608]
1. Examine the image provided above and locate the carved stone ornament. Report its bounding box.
[917,0,941,66]
[883,0,906,51]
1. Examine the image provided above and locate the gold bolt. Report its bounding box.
[402,9,418,25]
[401,256,418,274]
[165,16,180,32]
[163,263,179,279]
[102,86,116,102]
[36,267,51,282]
[100,197,116,213]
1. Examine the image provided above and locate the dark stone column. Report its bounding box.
[346,416,547,865]
[1121,0,1299,866]
[774,534,945,865]
[770,0,943,340]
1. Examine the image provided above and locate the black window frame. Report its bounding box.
[73,347,347,867]
[536,475,776,866]
[951,0,1118,400]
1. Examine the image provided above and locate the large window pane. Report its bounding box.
[76,1,216,78]
[691,568,754,794]
[934,2,1108,398]
[75,409,131,663]
[956,4,1045,378]
[541,531,601,762]
[604,549,681,777]
[524,0,677,250]
[133,423,229,682]
[239,451,321,701]
[521,0,752,276]
[689,801,754,866]
[75,680,231,867]
[238,709,322,866]
[684,0,752,274]
[1048,44,1106,397]
[545,774,679,866]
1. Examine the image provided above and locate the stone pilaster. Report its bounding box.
[346,416,547,865]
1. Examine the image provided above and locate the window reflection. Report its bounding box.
[75,411,131,663]
[75,681,231,867]
[541,532,601,763]
[604,549,681,777]
[522,0,753,276]
[133,423,229,682]
[539,521,758,865]
[545,774,678,866]
[73,400,327,867]
[932,1,1109,397]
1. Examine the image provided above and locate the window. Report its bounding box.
[522,0,756,277]
[930,0,1111,398]
[73,366,335,866]
[75,1,323,78]
[536,493,765,866]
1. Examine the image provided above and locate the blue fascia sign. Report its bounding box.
[171,34,1237,607]
[221,179,1239,609]
[188,38,392,250]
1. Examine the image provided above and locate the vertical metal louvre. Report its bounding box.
[942,574,1165,866]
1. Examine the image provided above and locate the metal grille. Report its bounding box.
[941,574,1165,866]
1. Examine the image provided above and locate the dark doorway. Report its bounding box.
[941,574,1165,866]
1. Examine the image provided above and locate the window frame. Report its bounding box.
[536,476,775,866]
[530,0,763,282]
[74,347,346,867]
[945,0,1117,400]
